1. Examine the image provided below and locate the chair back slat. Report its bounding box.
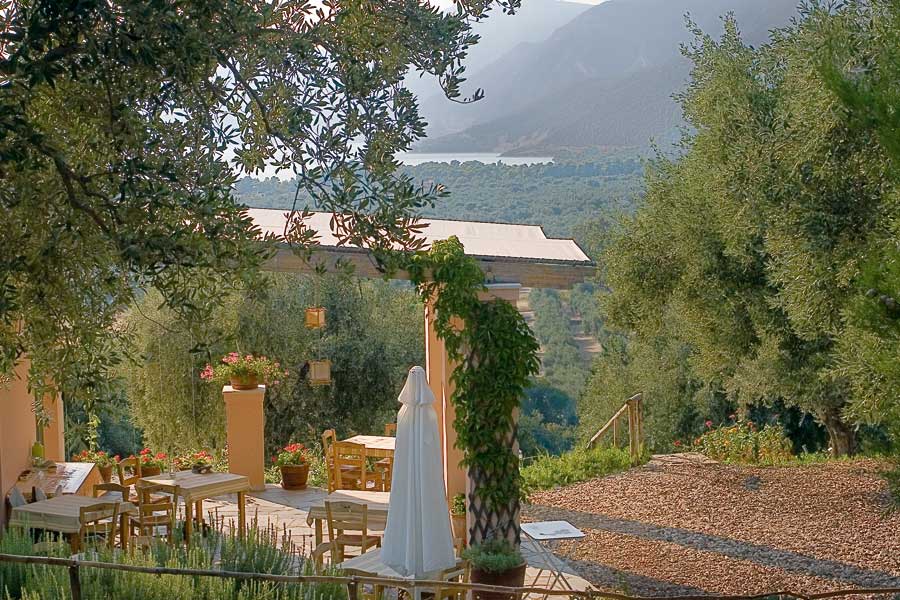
[93,482,129,501]
[79,501,119,550]
[332,441,366,490]
[133,480,177,543]
[116,456,142,498]
[322,430,337,492]
[325,500,369,541]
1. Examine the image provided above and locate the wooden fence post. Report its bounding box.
[69,564,82,600]
[346,577,359,600]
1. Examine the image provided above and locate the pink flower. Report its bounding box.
[705,420,713,428]
[729,414,737,420]
[200,365,214,381]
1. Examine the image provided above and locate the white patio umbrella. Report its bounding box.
[381,366,457,578]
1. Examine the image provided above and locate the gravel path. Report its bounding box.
[524,455,900,596]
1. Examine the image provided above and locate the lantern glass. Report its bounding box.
[308,359,332,386]
[305,307,326,329]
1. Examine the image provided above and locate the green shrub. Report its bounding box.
[521,446,632,494]
[692,419,793,465]
[461,539,524,574]
[0,522,345,600]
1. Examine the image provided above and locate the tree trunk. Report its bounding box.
[821,408,856,456]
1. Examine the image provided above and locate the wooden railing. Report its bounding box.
[587,392,644,463]
[3,553,900,600]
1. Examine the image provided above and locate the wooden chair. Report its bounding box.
[78,502,120,551]
[323,500,380,563]
[332,442,382,491]
[131,481,178,547]
[116,456,142,500]
[93,482,129,502]
[383,423,397,437]
[322,429,338,493]
[375,456,393,492]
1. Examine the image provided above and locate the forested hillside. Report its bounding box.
[235,150,644,238]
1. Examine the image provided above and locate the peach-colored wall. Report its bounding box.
[42,391,65,462]
[1,358,38,525]
[223,385,266,491]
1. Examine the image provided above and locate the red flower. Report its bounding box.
[673,440,682,447]
[155,452,167,459]
[140,448,151,455]
[705,420,713,428]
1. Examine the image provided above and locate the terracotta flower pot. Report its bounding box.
[230,375,259,390]
[470,563,526,600]
[141,465,162,477]
[280,464,309,490]
[98,465,113,483]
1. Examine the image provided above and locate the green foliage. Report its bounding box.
[521,447,632,494]
[0,0,521,411]
[518,386,577,457]
[0,524,344,600]
[235,151,643,238]
[121,273,423,456]
[595,6,900,455]
[461,539,524,574]
[692,419,794,465]
[404,237,540,532]
[451,493,467,516]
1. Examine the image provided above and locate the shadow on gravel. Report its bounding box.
[527,505,900,589]
[564,558,712,597]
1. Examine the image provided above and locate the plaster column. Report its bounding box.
[223,385,266,491]
[0,358,38,525]
[425,284,524,506]
[41,391,65,462]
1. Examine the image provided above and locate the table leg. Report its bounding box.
[196,499,204,531]
[68,533,80,553]
[120,513,130,551]
[237,491,246,539]
[315,517,323,547]
[184,499,193,545]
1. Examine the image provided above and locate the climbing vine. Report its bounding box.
[404,237,541,520]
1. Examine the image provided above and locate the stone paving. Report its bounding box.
[202,484,595,594]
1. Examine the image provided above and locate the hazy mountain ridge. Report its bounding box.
[416,0,799,154]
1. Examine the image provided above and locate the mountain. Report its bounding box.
[404,0,590,132]
[415,0,799,154]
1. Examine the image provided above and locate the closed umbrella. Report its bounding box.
[381,366,457,578]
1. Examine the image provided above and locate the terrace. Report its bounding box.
[1,210,596,598]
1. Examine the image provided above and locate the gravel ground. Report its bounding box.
[524,455,900,596]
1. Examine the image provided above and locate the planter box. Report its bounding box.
[470,563,526,600]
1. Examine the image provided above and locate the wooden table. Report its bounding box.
[306,490,390,546]
[343,435,395,458]
[141,470,250,542]
[15,462,99,500]
[9,495,136,551]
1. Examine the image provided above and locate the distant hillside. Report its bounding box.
[404,0,589,134]
[416,0,799,154]
[234,149,644,238]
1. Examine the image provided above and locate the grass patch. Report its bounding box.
[522,446,633,495]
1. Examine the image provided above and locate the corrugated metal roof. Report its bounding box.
[248,209,592,264]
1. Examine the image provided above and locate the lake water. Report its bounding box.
[397,152,553,166]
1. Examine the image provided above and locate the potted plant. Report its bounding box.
[200,353,288,390]
[135,448,167,477]
[72,449,118,483]
[174,450,215,474]
[450,493,467,546]
[462,538,526,600]
[273,443,311,490]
